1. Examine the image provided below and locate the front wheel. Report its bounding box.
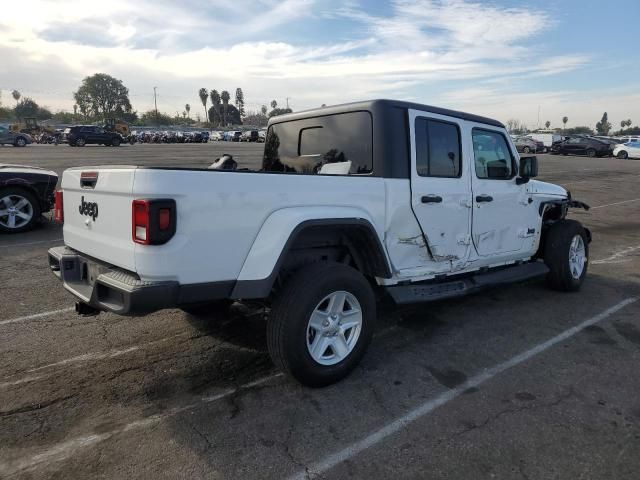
[111,137,121,147]
[586,148,596,158]
[544,219,589,291]
[617,151,628,159]
[267,262,375,387]
[14,137,27,147]
[523,146,531,154]
[76,137,86,147]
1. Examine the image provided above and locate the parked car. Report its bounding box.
[210,131,222,141]
[241,130,259,142]
[223,131,242,142]
[0,164,58,232]
[0,125,33,147]
[552,136,613,157]
[65,126,123,147]
[512,136,538,154]
[528,133,563,153]
[258,129,266,143]
[616,136,640,144]
[613,140,640,159]
[48,99,591,387]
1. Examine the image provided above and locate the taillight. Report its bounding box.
[54,190,64,223]
[132,199,176,245]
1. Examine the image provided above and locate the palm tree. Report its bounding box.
[545,120,551,129]
[270,99,277,110]
[210,90,221,126]
[11,89,21,106]
[198,88,208,122]
[621,120,626,131]
[221,90,230,126]
[562,116,568,132]
[261,105,267,116]
[185,103,191,119]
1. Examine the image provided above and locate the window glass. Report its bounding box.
[262,111,372,174]
[0,126,6,133]
[415,118,461,177]
[472,129,514,179]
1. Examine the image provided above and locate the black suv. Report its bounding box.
[552,136,613,157]
[65,126,123,147]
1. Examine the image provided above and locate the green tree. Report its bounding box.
[73,73,133,120]
[185,103,191,119]
[36,106,53,120]
[595,112,611,135]
[268,107,293,118]
[270,99,277,110]
[545,120,551,129]
[210,90,221,126]
[11,89,21,106]
[52,111,75,123]
[243,109,268,127]
[139,110,173,125]
[562,116,568,132]
[221,90,230,126]
[14,97,40,120]
[235,88,245,118]
[261,104,267,116]
[208,104,241,126]
[565,126,593,135]
[198,88,208,121]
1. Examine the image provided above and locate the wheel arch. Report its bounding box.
[231,209,391,299]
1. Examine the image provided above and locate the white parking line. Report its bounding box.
[0,308,74,326]
[0,238,63,249]
[287,297,638,480]
[0,373,284,476]
[592,245,640,265]
[592,198,640,210]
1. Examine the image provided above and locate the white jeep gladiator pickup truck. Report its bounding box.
[48,100,591,386]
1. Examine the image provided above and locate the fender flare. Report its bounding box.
[231,207,391,299]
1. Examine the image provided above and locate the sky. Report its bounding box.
[0,0,638,129]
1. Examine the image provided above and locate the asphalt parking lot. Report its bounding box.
[1,143,639,479]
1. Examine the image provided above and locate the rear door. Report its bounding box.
[469,127,536,257]
[62,167,137,271]
[409,109,472,265]
[0,126,8,143]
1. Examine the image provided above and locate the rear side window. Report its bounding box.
[472,129,515,179]
[263,111,373,175]
[415,118,461,177]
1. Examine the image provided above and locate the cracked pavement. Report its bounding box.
[1,144,640,479]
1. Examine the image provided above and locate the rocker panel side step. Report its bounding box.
[386,261,549,305]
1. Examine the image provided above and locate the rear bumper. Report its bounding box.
[48,246,179,315]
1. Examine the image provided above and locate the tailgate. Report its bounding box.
[61,167,137,271]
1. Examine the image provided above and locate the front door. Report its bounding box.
[0,126,9,143]
[470,127,534,257]
[409,110,472,265]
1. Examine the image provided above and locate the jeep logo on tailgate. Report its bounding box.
[79,196,98,221]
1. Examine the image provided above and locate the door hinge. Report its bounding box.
[457,234,471,245]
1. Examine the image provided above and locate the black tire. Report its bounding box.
[76,137,86,147]
[111,137,121,147]
[617,151,628,159]
[523,146,531,153]
[14,137,27,147]
[586,148,596,158]
[0,187,41,233]
[544,220,589,292]
[267,262,375,387]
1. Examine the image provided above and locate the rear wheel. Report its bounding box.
[617,151,628,159]
[544,220,589,291]
[0,188,40,233]
[14,137,27,147]
[586,148,596,157]
[523,146,531,153]
[267,262,375,387]
[111,136,121,147]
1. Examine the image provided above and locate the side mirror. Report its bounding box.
[517,155,538,184]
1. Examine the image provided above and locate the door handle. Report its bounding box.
[475,195,493,203]
[421,195,443,204]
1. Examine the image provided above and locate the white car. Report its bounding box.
[48,99,591,387]
[613,140,640,159]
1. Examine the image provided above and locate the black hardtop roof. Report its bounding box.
[268,99,504,128]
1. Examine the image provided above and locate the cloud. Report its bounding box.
[0,0,603,123]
